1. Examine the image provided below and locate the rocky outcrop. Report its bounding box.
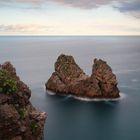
[0,62,46,140]
[46,54,120,98]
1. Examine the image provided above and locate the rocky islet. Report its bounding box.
[46,54,120,98]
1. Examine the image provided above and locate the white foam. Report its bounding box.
[42,85,46,91]
[47,89,126,102]
[72,93,126,102]
[46,90,56,95]
[131,79,139,82]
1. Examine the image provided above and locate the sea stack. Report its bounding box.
[0,62,46,140]
[46,54,120,98]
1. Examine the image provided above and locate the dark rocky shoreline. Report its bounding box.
[0,62,46,140]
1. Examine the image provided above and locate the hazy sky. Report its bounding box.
[0,0,140,35]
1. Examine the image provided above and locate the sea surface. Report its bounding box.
[0,36,140,140]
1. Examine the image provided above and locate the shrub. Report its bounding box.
[15,106,26,119]
[0,68,18,94]
[30,121,38,133]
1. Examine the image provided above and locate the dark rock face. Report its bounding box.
[0,62,46,140]
[91,59,119,97]
[46,54,120,98]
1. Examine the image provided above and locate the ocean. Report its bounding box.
[0,36,140,140]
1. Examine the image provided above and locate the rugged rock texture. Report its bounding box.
[46,54,120,98]
[0,62,46,140]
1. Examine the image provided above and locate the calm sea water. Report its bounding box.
[0,36,140,140]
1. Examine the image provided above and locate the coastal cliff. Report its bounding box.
[46,54,120,98]
[0,62,46,140]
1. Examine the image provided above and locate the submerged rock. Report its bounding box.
[0,62,46,140]
[46,54,120,98]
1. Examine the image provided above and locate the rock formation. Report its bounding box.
[46,54,120,98]
[0,62,46,140]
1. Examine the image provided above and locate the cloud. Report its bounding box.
[0,0,137,10]
[114,0,140,18]
[0,0,45,5]
[51,0,140,18]
[52,0,140,18]
[100,24,140,33]
[0,0,118,9]
[0,0,140,18]
[0,24,53,33]
[50,0,114,9]
[0,0,46,8]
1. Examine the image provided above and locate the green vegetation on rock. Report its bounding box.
[15,106,26,119]
[0,68,18,94]
[30,121,38,134]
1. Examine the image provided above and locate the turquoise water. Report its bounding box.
[0,36,140,140]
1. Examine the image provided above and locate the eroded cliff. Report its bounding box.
[0,62,46,140]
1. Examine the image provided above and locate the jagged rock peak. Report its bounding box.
[54,54,87,84]
[92,59,119,97]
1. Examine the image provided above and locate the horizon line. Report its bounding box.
[0,35,140,37]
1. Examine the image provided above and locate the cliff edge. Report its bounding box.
[0,62,46,140]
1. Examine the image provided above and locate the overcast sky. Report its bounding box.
[0,0,140,35]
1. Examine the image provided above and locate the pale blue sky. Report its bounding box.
[0,0,140,35]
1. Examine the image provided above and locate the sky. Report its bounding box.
[0,0,140,35]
